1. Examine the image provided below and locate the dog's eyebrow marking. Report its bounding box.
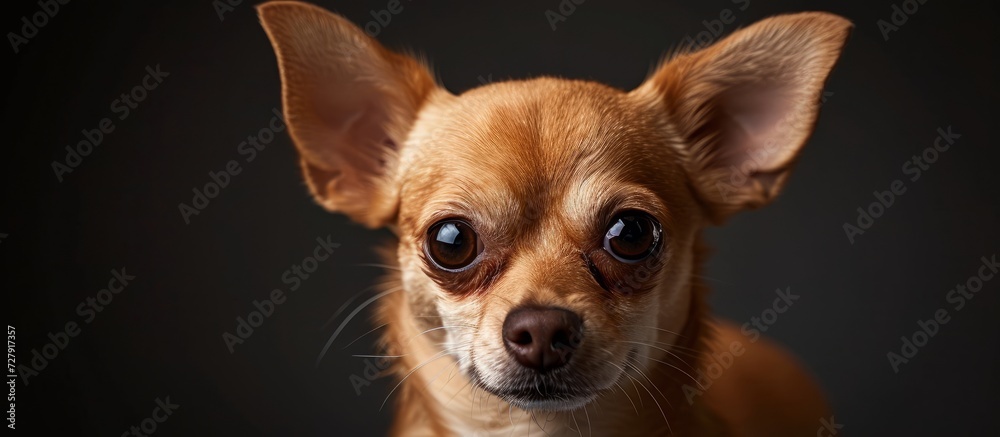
[561,176,669,230]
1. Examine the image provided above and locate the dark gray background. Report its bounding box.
[3,0,998,435]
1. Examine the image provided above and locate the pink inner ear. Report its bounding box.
[306,78,396,179]
[717,85,805,173]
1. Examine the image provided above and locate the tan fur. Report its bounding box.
[258,3,850,435]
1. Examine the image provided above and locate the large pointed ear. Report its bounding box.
[257,1,439,228]
[634,12,851,223]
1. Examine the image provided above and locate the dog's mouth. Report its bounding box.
[496,386,598,411]
[466,350,638,412]
[468,369,600,411]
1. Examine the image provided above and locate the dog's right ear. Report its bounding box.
[258,1,438,228]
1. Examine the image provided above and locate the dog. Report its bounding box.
[258,2,850,435]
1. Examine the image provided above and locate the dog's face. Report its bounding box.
[259,2,849,411]
[396,80,699,410]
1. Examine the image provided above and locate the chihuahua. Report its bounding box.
[258,2,850,435]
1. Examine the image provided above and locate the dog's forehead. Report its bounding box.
[398,78,683,229]
[423,78,654,163]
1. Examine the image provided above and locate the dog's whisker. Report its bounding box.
[633,344,703,363]
[353,262,402,271]
[604,353,645,410]
[443,376,474,409]
[610,360,671,434]
[316,287,402,366]
[479,377,491,417]
[639,341,704,360]
[618,340,702,376]
[612,380,640,415]
[627,360,673,408]
[496,386,503,416]
[321,284,401,329]
[630,365,676,431]
[444,354,467,385]
[582,402,593,437]
[403,325,474,345]
[570,410,582,437]
[423,356,462,393]
[380,349,452,411]
[321,285,376,329]
[655,342,704,355]
[620,324,691,340]
[631,351,705,390]
[531,407,557,437]
[341,322,389,350]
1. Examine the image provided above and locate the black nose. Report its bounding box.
[502,306,583,372]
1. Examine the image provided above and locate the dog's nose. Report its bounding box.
[502,306,583,372]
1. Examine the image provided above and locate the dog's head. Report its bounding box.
[259,2,849,411]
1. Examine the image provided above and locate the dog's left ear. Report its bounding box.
[635,12,851,223]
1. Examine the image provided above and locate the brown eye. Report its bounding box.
[426,220,483,271]
[603,212,661,263]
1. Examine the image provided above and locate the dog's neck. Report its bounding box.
[375,237,721,436]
